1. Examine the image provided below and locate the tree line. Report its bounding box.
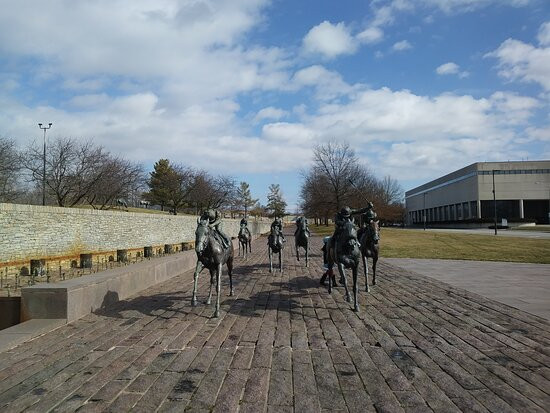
[0,136,285,217]
[1,136,404,221]
[300,142,405,224]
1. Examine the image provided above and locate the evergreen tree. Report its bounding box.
[146,159,173,211]
[266,183,287,217]
[236,181,258,216]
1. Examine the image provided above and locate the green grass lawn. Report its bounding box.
[312,225,550,264]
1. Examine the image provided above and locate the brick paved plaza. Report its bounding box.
[1,231,549,412]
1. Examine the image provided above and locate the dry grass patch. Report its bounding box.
[312,225,550,264]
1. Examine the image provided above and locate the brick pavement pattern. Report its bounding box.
[1,230,549,412]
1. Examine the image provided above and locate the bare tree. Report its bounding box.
[312,141,362,210]
[0,137,21,202]
[23,138,110,206]
[378,175,403,205]
[86,157,145,209]
[189,172,237,213]
[300,141,405,223]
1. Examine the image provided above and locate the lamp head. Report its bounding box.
[38,123,42,127]
[48,123,52,127]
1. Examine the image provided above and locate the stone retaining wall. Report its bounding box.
[0,203,270,267]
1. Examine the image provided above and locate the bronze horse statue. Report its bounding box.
[268,226,284,273]
[294,217,310,267]
[238,225,252,258]
[326,219,362,312]
[192,218,234,318]
[358,219,380,291]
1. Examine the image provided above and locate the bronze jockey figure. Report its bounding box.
[201,209,231,249]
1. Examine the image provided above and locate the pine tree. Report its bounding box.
[266,183,287,217]
[146,159,173,211]
[237,181,259,217]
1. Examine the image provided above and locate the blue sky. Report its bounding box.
[1,0,549,211]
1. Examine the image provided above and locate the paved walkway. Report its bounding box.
[1,231,549,412]
[385,258,550,321]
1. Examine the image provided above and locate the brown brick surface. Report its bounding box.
[1,230,549,412]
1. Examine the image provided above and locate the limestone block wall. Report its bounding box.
[0,203,270,265]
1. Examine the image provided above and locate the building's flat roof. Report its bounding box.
[405,160,550,197]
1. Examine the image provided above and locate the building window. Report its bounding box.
[470,201,477,218]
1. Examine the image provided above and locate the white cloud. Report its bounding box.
[360,0,534,45]
[0,0,545,186]
[0,0,289,105]
[525,125,550,142]
[357,27,384,44]
[435,62,469,78]
[486,22,550,91]
[436,62,459,74]
[291,65,355,101]
[290,86,540,179]
[302,21,358,59]
[254,107,288,123]
[392,40,412,51]
[423,0,532,14]
[537,21,550,46]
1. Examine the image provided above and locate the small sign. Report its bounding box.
[501,218,508,226]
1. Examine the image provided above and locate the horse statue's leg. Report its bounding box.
[269,246,273,273]
[362,253,370,293]
[353,265,359,312]
[279,250,283,273]
[338,263,350,302]
[191,260,204,306]
[214,263,222,318]
[227,252,234,296]
[238,239,241,257]
[372,248,378,286]
[207,270,215,305]
[296,241,300,261]
[305,239,309,268]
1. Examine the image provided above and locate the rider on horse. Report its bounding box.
[294,216,311,237]
[322,204,373,267]
[358,202,380,244]
[270,217,286,243]
[240,217,251,238]
[201,208,231,249]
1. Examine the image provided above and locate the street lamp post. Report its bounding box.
[492,169,497,235]
[38,123,52,206]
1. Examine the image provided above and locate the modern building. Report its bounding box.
[405,161,550,227]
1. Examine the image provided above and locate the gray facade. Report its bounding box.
[405,161,550,226]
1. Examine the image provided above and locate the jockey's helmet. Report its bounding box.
[340,206,351,217]
[205,209,216,222]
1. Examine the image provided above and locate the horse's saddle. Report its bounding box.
[269,231,284,247]
[239,227,251,238]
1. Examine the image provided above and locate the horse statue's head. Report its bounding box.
[298,217,308,230]
[366,219,380,244]
[340,219,359,249]
[195,217,210,255]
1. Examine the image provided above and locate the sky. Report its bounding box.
[1,0,549,211]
